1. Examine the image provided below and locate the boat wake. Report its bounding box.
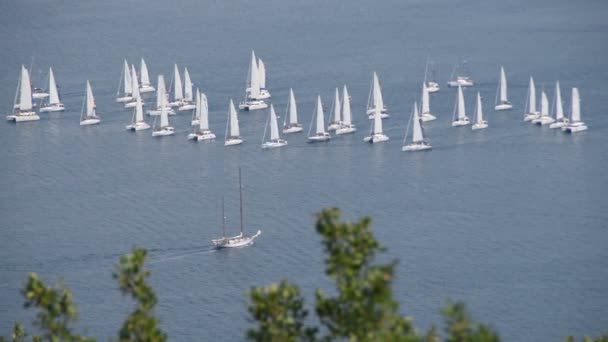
[149,246,216,264]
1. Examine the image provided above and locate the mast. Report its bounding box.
[248,51,260,99]
[239,167,244,235]
[541,91,549,116]
[412,102,424,143]
[222,197,226,238]
[475,92,483,123]
[200,93,209,130]
[373,97,382,134]
[528,77,536,114]
[258,59,266,89]
[131,65,140,101]
[19,66,33,111]
[184,67,193,102]
[269,104,279,141]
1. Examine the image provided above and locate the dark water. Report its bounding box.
[1,0,607,340]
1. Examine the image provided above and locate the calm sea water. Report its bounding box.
[1,0,607,340]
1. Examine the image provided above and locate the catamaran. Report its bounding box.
[366,72,389,119]
[532,90,554,125]
[79,81,100,125]
[125,65,144,109]
[282,88,303,133]
[402,102,432,152]
[562,88,587,133]
[116,60,133,103]
[549,82,568,129]
[424,57,440,93]
[225,99,243,146]
[420,82,436,122]
[523,77,539,121]
[327,88,343,130]
[178,67,196,111]
[471,92,488,130]
[212,168,261,249]
[257,58,271,99]
[239,51,268,110]
[308,95,331,142]
[336,85,356,135]
[39,67,65,112]
[169,64,185,108]
[126,94,150,131]
[188,90,216,141]
[262,104,287,149]
[364,99,389,143]
[147,75,175,116]
[494,66,512,110]
[139,58,155,93]
[7,65,40,122]
[151,89,174,137]
[452,85,470,126]
[447,61,474,87]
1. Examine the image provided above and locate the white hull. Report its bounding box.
[178,103,196,111]
[327,122,343,131]
[447,79,474,87]
[562,122,587,133]
[238,101,268,111]
[191,119,199,126]
[139,85,155,93]
[534,116,555,125]
[367,113,390,119]
[472,122,488,130]
[147,108,176,116]
[549,120,568,129]
[335,125,356,135]
[364,134,389,143]
[6,113,40,122]
[80,118,100,126]
[282,125,303,134]
[152,127,175,136]
[212,230,261,248]
[249,89,271,100]
[188,131,216,141]
[402,143,432,152]
[308,134,331,142]
[125,101,145,109]
[426,82,440,93]
[262,140,288,149]
[494,103,513,111]
[116,96,133,103]
[452,118,470,126]
[39,104,65,112]
[420,113,436,122]
[32,92,49,99]
[523,113,539,122]
[225,138,243,146]
[126,122,150,131]
[366,107,388,115]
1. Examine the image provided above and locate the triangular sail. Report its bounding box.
[316,96,325,134]
[421,82,430,114]
[135,95,144,122]
[123,60,132,95]
[173,64,183,101]
[160,90,169,128]
[528,77,537,113]
[288,88,298,124]
[540,91,549,116]
[86,81,96,117]
[412,102,424,143]
[48,67,60,105]
[184,67,193,102]
[475,92,484,123]
[140,58,151,86]
[156,75,166,108]
[368,72,384,111]
[229,99,240,137]
[269,104,279,141]
[457,85,466,120]
[342,85,352,125]
[131,65,141,100]
[554,82,564,120]
[200,93,209,130]
[19,66,33,111]
[571,88,581,122]
[499,66,508,102]
[194,89,201,122]
[373,105,383,134]
[248,51,260,98]
[333,88,341,123]
[258,59,266,89]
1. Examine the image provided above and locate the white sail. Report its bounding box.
[316,95,325,134]
[194,89,201,121]
[342,85,352,125]
[184,67,193,102]
[123,60,132,95]
[173,64,183,101]
[200,92,209,130]
[156,75,166,108]
[373,105,383,134]
[248,51,260,99]
[288,88,298,124]
[456,85,466,120]
[86,81,96,117]
[528,77,537,113]
[412,102,424,143]
[475,92,484,124]
[135,94,144,122]
[571,88,581,122]
[229,99,240,137]
[258,59,266,89]
[269,104,279,141]
[540,91,549,116]
[554,82,564,120]
[140,58,151,86]
[131,65,141,100]
[333,88,341,123]
[160,90,169,128]
[421,82,430,114]
[19,66,33,111]
[499,66,508,102]
[368,72,384,112]
[48,67,60,105]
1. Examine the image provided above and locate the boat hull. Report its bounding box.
[494,103,513,111]
[327,122,343,131]
[116,96,133,103]
[282,125,303,134]
[225,138,243,146]
[152,127,175,136]
[562,123,587,133]
[452,118,470,127]
[178,103,196,111]
[126,122,150,131]
[39,104,65,112]
[402,143,432,152]
[420,113,436,122]
[472,122,488,130]
[335,126,356,135]
[6,113,40,122]
[534,116,555,125]
[80,118,100,126]
[308,134,331,143]
[239,101,268,111]
[147,108,176,116]
[426,82,440,93]
[262,140,288,149]
[125,101,145,109]
[364,134,389,143]
[139,85,156,93]
[188,131,216,141]
[32,93,49,99]
[523,113,539,122]
[212,230,261,248]
[549,120,568,129]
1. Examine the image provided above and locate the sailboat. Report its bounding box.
[562,87,587,133]
[169,64,184,107]
[262,104,288,149]
[178,67,196,111]
[471,92,488,130]
[116,60,133,103]
[126,94,150,131]
[336,85,356,135]
[79,81,100,125]
[532,90,554,125]
[239,51,268,110]
[549,82,568,129]
[31,67,49,100]
[225,99,243,146]
[151,87,174,137]
[7,65,40,122]
[282,88,303,133]
[447,60,474,87]
[364,98,389,143]
[420,82,436,122]
[188,90,216,141]
[327,88,343,130]
[125,65,144,109]
[212,168,262,249]
[307,95,331,142]
[494,66,512,110]
[39,67,65,112]
[451,85,470,126]
[366,72,389,119]
[191,88,202,126]
[257,58,271,99]
[139,58,155,93]
[147,75,175,116]
[523,76,539,121]
[424,58,440,93]
[402,102,432,152]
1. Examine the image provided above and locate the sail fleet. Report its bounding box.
[6,57,590,146]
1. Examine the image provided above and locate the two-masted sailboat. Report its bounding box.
[239,51,269,111]
[335,85,356,135]
[366,72,389,119]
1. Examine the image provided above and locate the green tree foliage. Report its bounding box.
[564,336,608,342]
